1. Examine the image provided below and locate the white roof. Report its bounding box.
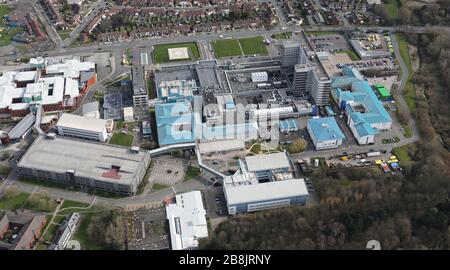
[15,71,37,82]
[46,59,95,78]
[64,78,79,98]
[244,152,290,172]
[57,113,107,133]
[123,107,134,117]
[166,191,208,250]
[253,106,294,117]
[37,77,65,105]
[224,178,309,206]
[0,84,26,109]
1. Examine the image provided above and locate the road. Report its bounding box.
[30,0,62,46]
[61,0,107,48]
[8,172,210,208]
[391,34,420,141]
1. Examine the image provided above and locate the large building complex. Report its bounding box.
[0,57,96,118]
[165,191,208,250]
[17,135,151,195]
[56,113,108,142]
[282,41,332,106]
[307,117,345,150]
[223,152,309,215]
[331,66,392,144]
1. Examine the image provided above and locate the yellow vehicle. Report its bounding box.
[390,155,397,160]
[341,156,349,161]
[388,159,399,164]
[375,160,383,165]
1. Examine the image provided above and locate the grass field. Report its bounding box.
[239,37,268,55]
[338,50,360,61]
[58,30,71,41]
[0,192,29,210]
[109,133,134,147]
[152,183,168,191]
[146,79,156,98]
[271,32,292,40]
[249,143,261,154]
[72,211,102,250]
[384,0,401,18]
[0,164,11,176]
[392,144,415,162]
[396,34,416,113]
[184,166,201,181]
[212,39,242,58]
[153,42,200,63]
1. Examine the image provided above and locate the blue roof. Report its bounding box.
[332,77,392,128]
[280,119,298,132]
[155,101,195,145]
[331,76,360,89]
[342,66,364,80]
[351,80,392,124]
[325,106,335,116]
[307,117,345,142]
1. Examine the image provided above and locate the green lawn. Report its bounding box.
[0,192,29,210]
[58,30,71,41]
[115,120,125,130]
[152,183,169,191]
[271,32,292,40]
[184,166,201,181]
[250,143,261,154]
[338,50,360,61]
[239,37,268,56]
[392,145,413,162]
[0,164,11,176]
[211,39,242,58]
[72,211,102,250]
[42,214,67,244]
[396,34,416,113]
[384,0,401,18]
[147,79,156,98]
[61,200,90,210]
[153,42,200,63]
[402,124,413,138]
[109,133,134,147]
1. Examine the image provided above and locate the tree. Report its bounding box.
[287,138,307,153]
[140,141,157,150]
[3,185,20,199]
[1,151,11,161]
[398,6,412,25]
[27,191,57,212]
[87,210,125,249]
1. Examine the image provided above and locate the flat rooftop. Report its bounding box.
[244,152,290,172]
[18,136,148,185]
[57,113,107,133]
[224,178,309,206]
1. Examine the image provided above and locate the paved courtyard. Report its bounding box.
[148,156,189,186]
